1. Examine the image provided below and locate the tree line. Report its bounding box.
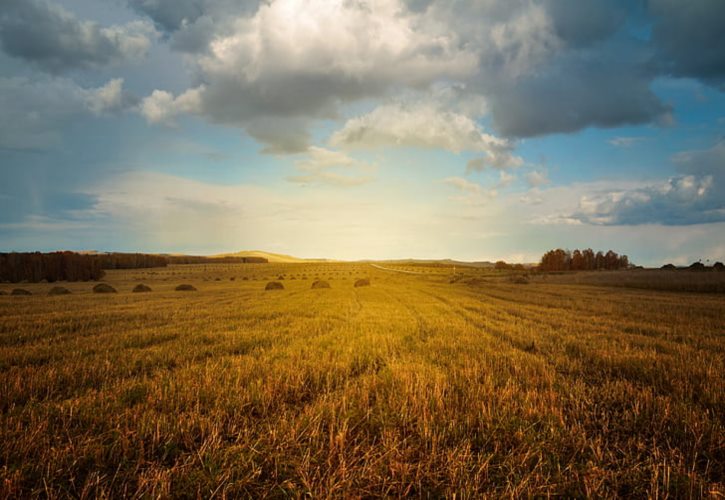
[0,251,270,283]
[0,252,169,283]
[0,252,105,283]
[539,248,630,272]
[166,256,268,264]
[95,253,168,269]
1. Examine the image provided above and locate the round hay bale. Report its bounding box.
[661,263,676,270]
[48,286,71,295]
[714,262,724,271]
[354,278,371,287]
[265,281,284,291]
[688,262,706,271]
[11,288,32,296]
[93,283,117,294]
[175,284,197,291]
[510,275,529,284]
[311,280,330,289]
[132,284,152,293]
[277,275,285,280]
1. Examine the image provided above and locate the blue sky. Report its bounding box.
[1,0,724,265]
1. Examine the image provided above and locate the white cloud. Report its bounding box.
[331,101,523,171]
[139,87,204,125]
[287,147,376,187]
[466,150,524,172]
[85,78,125,115]
[570,140,725,225]
[0,0,156,73]
[139,0,478,151]
[331,102,503,154]
[488,2,562,78]
[128,0,723,153]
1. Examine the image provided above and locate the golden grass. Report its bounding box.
[0,263,723,497]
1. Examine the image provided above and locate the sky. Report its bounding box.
[0,0,724,265]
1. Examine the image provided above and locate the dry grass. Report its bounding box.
[531,268,725,293]
[0,263,723,497]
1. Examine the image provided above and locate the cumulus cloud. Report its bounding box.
[131,0,724,152]
[416,0,672,137]
[484,41,672,137]
[128,0,210,33]
[195,0,475,114]
[331,101,523,172]
[139,87,203,125]
[570,140,725,225]
[0,77,132,150]
[245,117,310,155]
[331,102,503,153]
[287,147,376,187]
[128,0,263,54]
[650,0,725,87]
[466,149,524,172]
[139,0,477,152]
[85,79,127,115]
[0,0,155,73]
[543,0,628,48]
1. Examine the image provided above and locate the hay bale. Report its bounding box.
[354,278,371,287]
[311,280,330,289]
[48,286,71,295]
[132,284,152,293]
[175,284,197,291]
[11,288,32,296]
[93,283,117,294]
[714,262,724,271]
[688,262,706,271]
[510,275,529,284]
[661,263,677,270]
[0,290,6,295]
[265,281,284,291]
[277,275,285,280]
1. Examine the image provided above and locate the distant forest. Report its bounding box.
[539,248,630,271]
[167,255,268,264]
[0,252,105,283]
[0,252,268,283]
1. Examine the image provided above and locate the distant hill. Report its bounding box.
[211,250,331,263]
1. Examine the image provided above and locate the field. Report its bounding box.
[1,263,723,498]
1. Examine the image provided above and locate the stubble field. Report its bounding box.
[1,263,723,498]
